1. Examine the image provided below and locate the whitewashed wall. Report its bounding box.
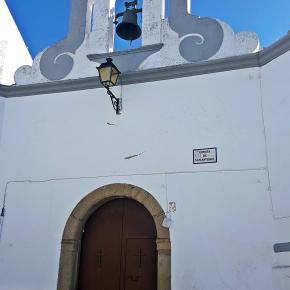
[0,96,5,190]
[0,53,290,289]
[0,0,32,85]
[0,97,5,145]
[260,53,290,289]
[261,52,290,219]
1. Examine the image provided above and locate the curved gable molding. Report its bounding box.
[2,32,290,98]
[14,0,115,84]
[38,0,88,81]
[13,0,261,85]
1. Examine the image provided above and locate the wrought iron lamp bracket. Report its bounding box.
[105,86,121,115]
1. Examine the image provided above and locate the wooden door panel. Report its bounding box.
[125,238,157,290]
[77,198,157,290]
[78,199,124,290]
[123,199,157,238]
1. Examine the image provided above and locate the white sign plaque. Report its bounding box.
[193,147,217,164]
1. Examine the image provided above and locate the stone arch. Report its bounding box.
[57,183,171,290]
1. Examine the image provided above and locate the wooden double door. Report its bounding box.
[77,198,157,290]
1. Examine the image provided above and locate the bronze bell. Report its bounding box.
[114,1,142,42]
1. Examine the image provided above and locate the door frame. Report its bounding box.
[57,183,171,290]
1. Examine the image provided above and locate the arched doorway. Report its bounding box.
[57,184,171,290]
[78,198,157,290]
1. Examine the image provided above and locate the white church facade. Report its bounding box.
[0,1,290,290]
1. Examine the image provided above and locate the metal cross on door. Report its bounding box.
[77,198,157,290]
[96,249,103,269]
[135,248,146,268]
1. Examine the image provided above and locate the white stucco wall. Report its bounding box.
[0,0,32,85]
[0,53,290,289]
[0,96,5,183]
[0,96,5,144]
[261,52,290,219]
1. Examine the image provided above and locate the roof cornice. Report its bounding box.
[1,33,290,98]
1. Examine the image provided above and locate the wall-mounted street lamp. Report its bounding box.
[97,58,121,114]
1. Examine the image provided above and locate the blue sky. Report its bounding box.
[5,0,290,58]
